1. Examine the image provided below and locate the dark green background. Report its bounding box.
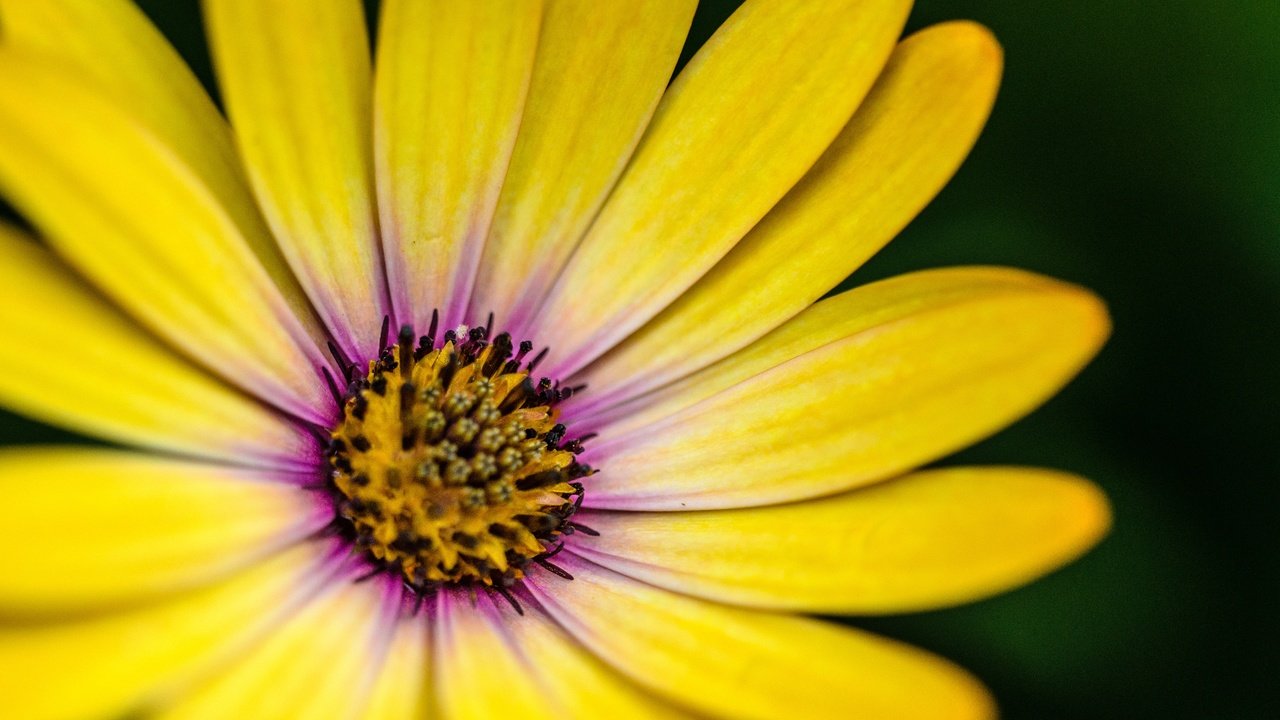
[3,1,1276,718]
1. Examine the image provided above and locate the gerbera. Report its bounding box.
[0,0,1111,718]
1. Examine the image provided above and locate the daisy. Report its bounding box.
[0,0,1111,718]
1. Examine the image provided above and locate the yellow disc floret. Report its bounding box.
[326,323,589,592]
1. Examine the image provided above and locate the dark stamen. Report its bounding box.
[398,324,414,373]
[327,340,352,381]
[535,557,574,580]
[491,584,524,616]
[378,315,391,351]
[353,566,383,584]
[426,309,439,347]
[527,346,549,372]
[322,367,343,406]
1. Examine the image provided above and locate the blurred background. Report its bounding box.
[3,1,1276,718]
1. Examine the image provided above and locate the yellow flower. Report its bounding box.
[0,0,1111,718]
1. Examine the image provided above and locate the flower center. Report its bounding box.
[325,316,591,597]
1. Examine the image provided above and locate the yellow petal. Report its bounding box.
[433,590,553,720]
[0,224,317,467]
[528,556,994,720]
[580,21,1004,400]
[375,0,543,329]
[0,0,229,181]
[588,267,1058,434]
[532,0,911,375]
[0,0,322,345]
[501,590,692,719]
[0,542,334,720]
[586,268,1110,509]
[435,588,688,718]
[573,466,1110,614]
[361,616,431,720]
[204,0,390,359]
[158,579,390,720]
[470,0,697,332]
[0,448,330,615]
[0,51,332,423]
